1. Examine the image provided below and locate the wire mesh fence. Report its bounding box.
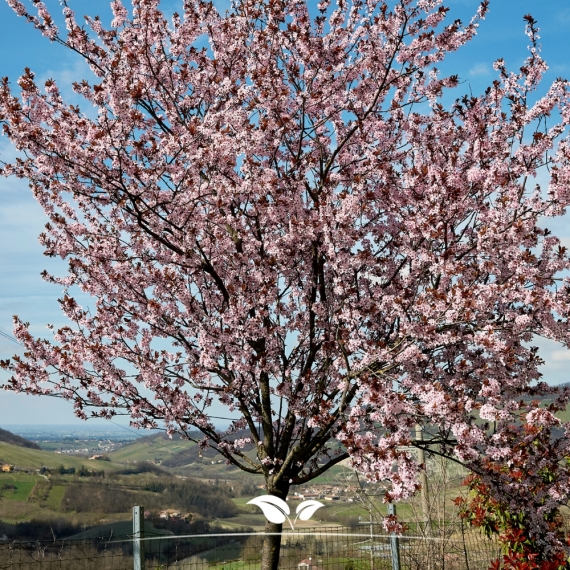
[393,520,502,570]
[0,522,502,570]
[0,536,132,570]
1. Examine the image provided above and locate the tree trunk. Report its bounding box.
[260,480,290,570]
[261,519,284,570]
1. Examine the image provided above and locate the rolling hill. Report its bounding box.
[0,427,40,450]
[0,441,123,471]
[108,432,197,463]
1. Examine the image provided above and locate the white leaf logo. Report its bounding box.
[247,495,291,526]
[295,499,324,522]
[248,495,324,529]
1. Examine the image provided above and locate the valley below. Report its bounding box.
[0,426,385,542]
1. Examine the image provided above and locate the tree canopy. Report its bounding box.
[2,0,570,564]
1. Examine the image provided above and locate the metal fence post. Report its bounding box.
[388,504,401,570]
[133,505,145,570]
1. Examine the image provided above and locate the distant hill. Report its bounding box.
[161,444,203,467]
[0,441,123,471]
[0,427,40,450]
[109,432,197,463]
[109,429,259,470]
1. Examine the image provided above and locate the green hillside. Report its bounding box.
[69,519,171,540]
[0,442,122,471]
[109,434,196,463]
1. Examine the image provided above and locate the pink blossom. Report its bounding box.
[0,0,570,559]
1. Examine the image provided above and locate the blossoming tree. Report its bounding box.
[2,0,570,566]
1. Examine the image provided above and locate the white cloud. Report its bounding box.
[469,63,491,77]
[549,64,570,74]
[36,59,98,119]
[551,350,570,362]
[525,337,570,383]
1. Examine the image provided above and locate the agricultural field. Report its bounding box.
[44,485,66,510]
[0,441,123,472]
[70,518,171,539]
[0,472,56,523]
[0,434,249,535]
[0,424,472,546]
[556,406,570,423]
[0,471,107,524]
[0,474,38,502]
[108,434,196,463]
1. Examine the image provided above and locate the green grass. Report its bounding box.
[307,464,349,484]
[214,562,261,570]
[108,437,195,463]
[198,541,244,563]
[0,441,123,472]
[210,560,261,570]
[0,472,38,485]
[556,407,570,422]
[2,480,36,502]
[69,519,170,539]
[232,498,255,508]
[220,513,266,529]
[0,475,57,523]
[45,485,66,510]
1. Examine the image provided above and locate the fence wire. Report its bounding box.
[0,535,133,570]
[0,523,502,570]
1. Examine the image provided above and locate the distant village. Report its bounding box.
[52,439,123,455]
[292,485,357,502]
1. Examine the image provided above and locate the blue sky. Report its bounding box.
[0,0,570,425]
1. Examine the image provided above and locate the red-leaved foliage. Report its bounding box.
[456,405,570,569]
